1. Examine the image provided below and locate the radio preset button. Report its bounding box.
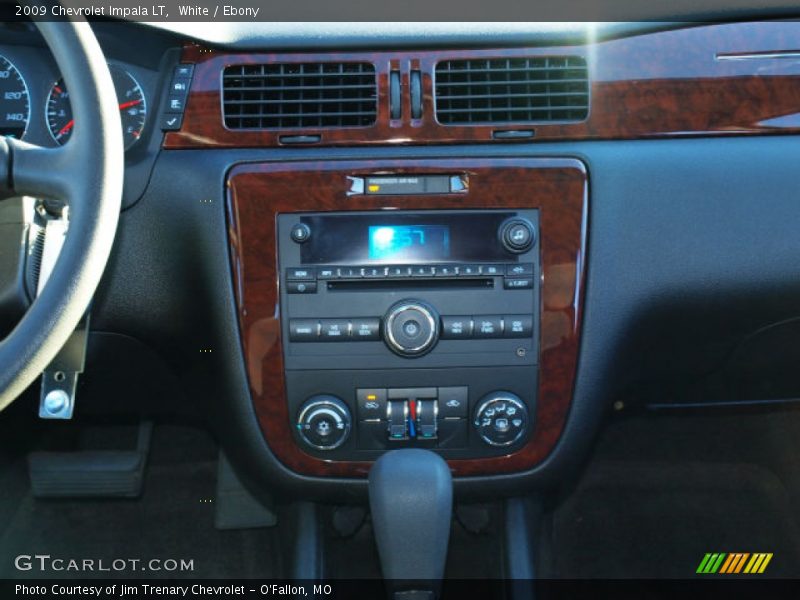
[289,319,319,341]
[459,265,480,277]
[352,318,381,341]
[504,315,533,338]
[504,277,533,290]
[411,265,436,277]
[474,315,504,338]
[363,266,386,278]
[286,267,316,280]
[435,265,459,277]
[441,316,473,339]
[387,266,412,278]
[287,281,318,294]
[481,265,504,276]
[320,319,350,340]
[338,267,362,279]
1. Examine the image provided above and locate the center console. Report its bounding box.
[226,158,587,477]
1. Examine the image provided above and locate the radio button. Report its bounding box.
[504,315,533,338]
[289,319,319,341]
[506,263,534,277]
[438,386,468,418]
[481,264,504,276]
[286,267,315,280]
[287,281,318,294]
[411,265,436,277]
[320,319,350,340]
[363,266,386,278]
[338,266,362,279]
[435,265,459,277]
[384,300,439,357]
[441,316,473,339]
[474,315,504,338]
[290,222,312,244]
[356,388,388,420]
[317,267,338,279]
[503,277,533,290]
[387,265,412,278]
[459,265,480,276]
[352,318,381,341]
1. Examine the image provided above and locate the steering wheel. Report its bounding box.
[0,21,124,411]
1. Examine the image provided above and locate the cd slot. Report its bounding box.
[327,278,494,292]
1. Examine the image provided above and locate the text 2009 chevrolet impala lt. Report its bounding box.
[2,10,800,598]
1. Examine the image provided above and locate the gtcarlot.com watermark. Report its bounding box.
[14,554,194,574]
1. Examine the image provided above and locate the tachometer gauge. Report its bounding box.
[0,55,30,139]
[47,65,147,150]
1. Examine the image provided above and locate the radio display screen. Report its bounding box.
[368,225,450,262]
[298,211,517,264]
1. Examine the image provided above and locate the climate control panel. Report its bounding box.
[287,367,536,460]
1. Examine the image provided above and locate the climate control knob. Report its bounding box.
[296,395,351,450]
[383,300,439,357]
[473,392,529,447]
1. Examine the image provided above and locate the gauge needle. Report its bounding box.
[118,99,142,110]
[57,120,74,137]
[57,100,141,139]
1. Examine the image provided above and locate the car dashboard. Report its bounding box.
[3,19,800,501]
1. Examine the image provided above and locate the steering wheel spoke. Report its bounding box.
[5,137,76,201]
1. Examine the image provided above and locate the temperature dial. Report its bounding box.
[296,395,351,450]
[474,392,529,447]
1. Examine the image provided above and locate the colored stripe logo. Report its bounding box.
[696,553,773,574]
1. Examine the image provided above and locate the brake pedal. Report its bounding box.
[27,421,153,498]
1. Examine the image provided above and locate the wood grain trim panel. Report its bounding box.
[166,21,800,149]
[227,158,587,477]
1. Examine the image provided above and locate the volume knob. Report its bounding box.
[384,300,439,357]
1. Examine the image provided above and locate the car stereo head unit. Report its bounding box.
[277,208,540,460]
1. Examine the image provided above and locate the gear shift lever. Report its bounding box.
[368,449,453,599]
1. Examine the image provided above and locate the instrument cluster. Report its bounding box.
[0,50,151,152]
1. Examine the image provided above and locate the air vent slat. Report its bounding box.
[223,62,377,130]
[435,56,589,125]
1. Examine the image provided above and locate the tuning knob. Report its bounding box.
[473,392,529,447]
[296,395,351,450]
[499,218,535,254]
[383,300,439,357]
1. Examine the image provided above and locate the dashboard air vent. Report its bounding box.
[223,62,377,129]
[435,57,589,125]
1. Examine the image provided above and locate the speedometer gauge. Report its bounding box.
[47,65,147,150]
[0,55,30,139]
